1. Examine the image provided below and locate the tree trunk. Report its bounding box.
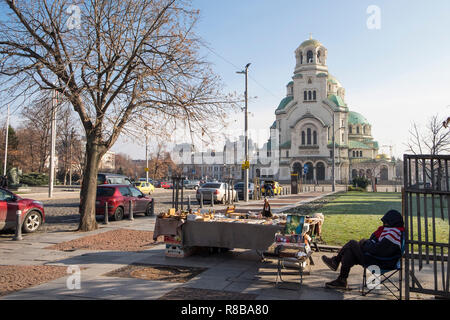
[78,133,104,231]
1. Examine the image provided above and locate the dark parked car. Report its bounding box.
[0,187,45,233]
[95,184,154,220]
[97,173,132,185]
[234,182,255,200]
[153,181,162,188]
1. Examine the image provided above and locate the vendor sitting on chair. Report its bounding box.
[322,209,404,290]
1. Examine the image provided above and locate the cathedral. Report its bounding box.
[267,37,396,183]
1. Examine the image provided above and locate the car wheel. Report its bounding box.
[145,203,154,216]
[114,207,124,221]
[22,211,42,233]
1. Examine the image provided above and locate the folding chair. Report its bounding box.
[275,215,312,288]
[361,233,405,300]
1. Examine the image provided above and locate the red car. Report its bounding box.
[0,187,45,233]
[95,184,154,221]
[160,181,173,189]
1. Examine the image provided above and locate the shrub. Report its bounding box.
[348,186,365,192]
[20,172,49,186]
[352,176,369,190]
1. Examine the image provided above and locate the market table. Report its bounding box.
[181,220,284,251]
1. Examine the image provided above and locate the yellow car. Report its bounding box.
[261,180,283,196]
[133,181,155,195]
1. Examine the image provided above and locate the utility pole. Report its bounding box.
[3,105,9,176]
[48,89,57,198]
[331,113,335,192]
[145,131,149,183]
[237,63,251,202]
[69,128,74,186]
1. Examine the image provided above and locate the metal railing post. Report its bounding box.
[200,192,204,208]
[129,200,134,221]
[211,191,214,207]
[187,195,191,211]
[13,210,23,241]
[104,202,109,224]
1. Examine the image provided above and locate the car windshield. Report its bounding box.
[133,182,142,186]
[235,183,252,188]
[201,183,221,189]
[97,187,115,197]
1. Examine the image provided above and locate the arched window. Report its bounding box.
[352,151,355,157]
[317,50,321,63]
[342,133,345,143]
[304,91,307,101]
[307,50,313,63]
[359,151,363,157]
[356,126,360,134]
[349,126,352,134]
[308,91,312,100]
[300,53,303,64]
[363,126,366,134]
[313,131,317,145]
[301,131,305,145]
[307,128,311,145]
[313,91,316,100]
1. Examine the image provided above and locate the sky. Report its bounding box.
[4,0,450,159]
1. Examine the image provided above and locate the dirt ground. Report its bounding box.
[104,264,207,283]
[46,229,164,252]
[0,265,69,297]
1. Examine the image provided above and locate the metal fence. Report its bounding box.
[403,154,450,299]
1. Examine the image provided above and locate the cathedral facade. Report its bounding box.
[269,37,396,183]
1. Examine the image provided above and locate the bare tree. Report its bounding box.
[0,0,235,231]
[21,95,53,173]
[406,114,450,189]
[406,114,450,156]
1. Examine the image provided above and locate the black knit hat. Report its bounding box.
[381,209,404,228]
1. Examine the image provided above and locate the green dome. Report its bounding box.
[327,74,342,87]
[276,96,293,111]
[348,111,370,125]
[299,39,322,49]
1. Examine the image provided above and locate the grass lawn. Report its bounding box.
[321,192,449,251]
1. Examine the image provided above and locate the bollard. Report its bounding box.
[129,200,134,221]
[104,202,109,224]
[200,192,204,208]
[188,195,191,211]
[211,191,214,207]
[13,210,23,241]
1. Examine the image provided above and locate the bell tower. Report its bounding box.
[294,35,328,75]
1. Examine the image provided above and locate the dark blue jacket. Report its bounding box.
[362,210,404,269]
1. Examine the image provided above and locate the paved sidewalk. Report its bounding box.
[0,191,432,300]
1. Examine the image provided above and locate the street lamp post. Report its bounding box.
[237,63,251,202]
[3,104,9,176]
[331,115,335,192]
[145,131,149,183]
[48,89,57,198]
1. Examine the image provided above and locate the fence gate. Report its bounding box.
[403,154,450,299]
